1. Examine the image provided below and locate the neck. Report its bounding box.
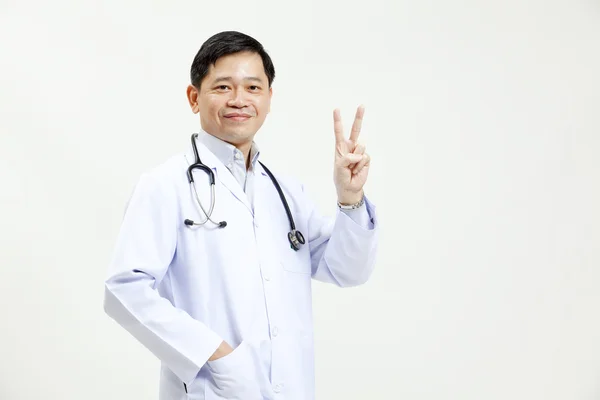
[199,128,255,170]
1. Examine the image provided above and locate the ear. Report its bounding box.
[186,84,200,114]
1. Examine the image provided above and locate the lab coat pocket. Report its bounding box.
[205,341,262,400]
[280,256,311,275]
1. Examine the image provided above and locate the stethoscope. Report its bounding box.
[184,133,306,251]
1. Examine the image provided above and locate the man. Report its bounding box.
[104,31,378,400]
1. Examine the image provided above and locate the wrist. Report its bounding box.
[209,341,233,361]
[337,190,364,206]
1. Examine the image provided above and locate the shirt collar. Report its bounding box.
[196,130,260,170]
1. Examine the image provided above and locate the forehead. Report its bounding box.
[206,51,267,80]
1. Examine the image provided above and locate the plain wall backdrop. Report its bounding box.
[1,0,599,399]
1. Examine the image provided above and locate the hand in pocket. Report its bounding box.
[205,341,262,399]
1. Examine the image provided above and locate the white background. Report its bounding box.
[1,0,599,399]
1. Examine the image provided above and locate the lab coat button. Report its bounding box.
[234,152,242,160]
[264,274,271,281]
[272,327,279,337]
[273,384,283,393]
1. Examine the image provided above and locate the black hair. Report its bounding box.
[190,31,275,89]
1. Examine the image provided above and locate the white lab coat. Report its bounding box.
[104,138,379,400]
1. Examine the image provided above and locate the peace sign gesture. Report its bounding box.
[333,105,371,205]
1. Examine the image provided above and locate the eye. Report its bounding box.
[249,85,261,91]
[216,85,230,91]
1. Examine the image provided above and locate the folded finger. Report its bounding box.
[352,143,366,155]
[352,154,371,174]
[339,153,363,167]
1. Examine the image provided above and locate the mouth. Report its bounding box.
[223,113,253,122]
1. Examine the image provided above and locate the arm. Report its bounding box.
[307,191,378,287]
[103,172,225,385]
[307,105,379,286]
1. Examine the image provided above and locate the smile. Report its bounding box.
[224,115,251,122]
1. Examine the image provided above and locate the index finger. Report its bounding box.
[333,108,345,144]
[349,105,365,143]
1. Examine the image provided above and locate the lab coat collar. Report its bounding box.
[185,134,254,217]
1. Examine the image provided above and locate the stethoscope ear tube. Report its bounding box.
[187,163,215,184]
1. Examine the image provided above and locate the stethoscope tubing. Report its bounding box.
[186,133,304,250]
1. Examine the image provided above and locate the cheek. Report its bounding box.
[256,97,271,116]
[201,98,223,119]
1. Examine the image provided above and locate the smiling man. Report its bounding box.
[104,31,379,400]
[187,48,271,165]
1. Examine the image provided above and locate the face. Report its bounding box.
[187,51,272,149]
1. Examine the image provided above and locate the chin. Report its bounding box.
[225,123,260,136]
[223,129,255,143]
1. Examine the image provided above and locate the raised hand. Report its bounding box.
[333,105,371,205]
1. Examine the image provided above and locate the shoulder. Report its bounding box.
[131,152,188,197]
[152,152,188,178]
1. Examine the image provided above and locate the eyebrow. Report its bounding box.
[211,76,265,85]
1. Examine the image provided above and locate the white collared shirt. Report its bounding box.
[196,131,260,211]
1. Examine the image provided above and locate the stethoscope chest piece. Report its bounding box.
[288,230,305,251]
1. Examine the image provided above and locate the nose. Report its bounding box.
[226,88,247,108]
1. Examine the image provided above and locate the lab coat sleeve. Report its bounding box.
[103,172,223,385]
[304,186,379,287]
[340,204,374,228]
